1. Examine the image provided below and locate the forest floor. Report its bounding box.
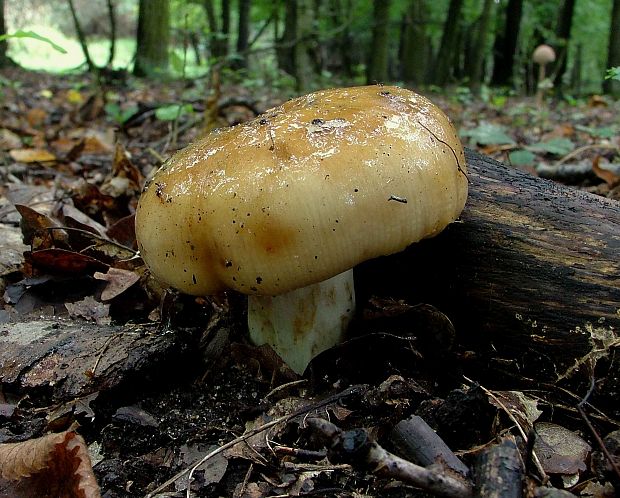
[0,67,619,497]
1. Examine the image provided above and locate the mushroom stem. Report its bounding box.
[248,269,356,374]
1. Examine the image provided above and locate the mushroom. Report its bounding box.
[532,44,556,106]
[135,85,468,374]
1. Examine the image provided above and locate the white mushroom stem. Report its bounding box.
[248,269,356,375]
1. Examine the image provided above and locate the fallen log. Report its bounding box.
[357,150,620,389]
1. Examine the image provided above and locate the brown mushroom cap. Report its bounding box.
[135,85,468,296]
[533,44,556,65]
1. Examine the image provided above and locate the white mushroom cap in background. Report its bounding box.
[135,85,468,298]
[532,44,556,65]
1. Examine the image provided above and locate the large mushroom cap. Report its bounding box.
[135,85,468,296]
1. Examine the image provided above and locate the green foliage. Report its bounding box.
[574,124,616,138]
[528,138,574,156]
[0,30,67,53]
[605,67,620,81]
[104,103,138,124]
[460,122,515,146]
[155,103,194,121]
[509,149,536,167]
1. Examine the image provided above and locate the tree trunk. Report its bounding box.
[366,0,392,84]
[106,0,116,66]
[433,0,463,86]
[235,0,251,69]
[277,0,296,76]
[67,0,96,71]
[604,0,620,96]
[357,150,620,391]
[468,0,494,93]
[400,0,428,85]
[491,0,523,87]
[294,0,314,91]
[0,0,7,68]
[553,0,575,89]
[203,0,228,60]
[134,0,170,77]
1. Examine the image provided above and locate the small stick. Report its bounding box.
[389,415,470,477]
[307,418,473,498]
[472,437,523,498]
[146,385,365,498]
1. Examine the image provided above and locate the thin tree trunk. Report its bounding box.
[294,0,314,91]
[106,0,116,67]
[277,0,295,75]
[553,0,575,88]
[204,0,227,60]
[434,0,463,86]
[366,0,392,84]
[604,0,620,96]
[491,0,522,86]
[468,0,494,92]
[401,0,428,85]
[235,0,251,69]
[0,0,8,68]
[67,0,96,71]
[134,0,170,77]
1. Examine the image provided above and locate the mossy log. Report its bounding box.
[357,149,620,385]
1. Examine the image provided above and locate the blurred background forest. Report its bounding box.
[0,0,618,97]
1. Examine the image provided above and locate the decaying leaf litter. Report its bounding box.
[0,67,619,497]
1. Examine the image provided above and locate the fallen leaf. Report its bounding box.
[0,430,101,498]
[488,391,542,434]
[25,108,47,128]
[65,296,110,325]
[15,204,69,250]
[94,267,140,301]
[592,156,620,187]
[25,248,108,275]
[533,422,591,476]
[9,148,56,163]
[0,128,22,150]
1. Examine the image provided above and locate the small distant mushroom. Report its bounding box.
[135,85,468,374]
[532,44,556,106]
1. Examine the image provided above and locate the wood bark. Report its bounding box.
[433,0,463,85]
[134,0,170,77]
[468,0,494,93]
[0,0,7,68]
[604,0,620,96]
[366,0,392,84]
[357,150,620,386]
[553,0,576,89]
[234,0,251,69]
[472,438,522,498]
[400,0,428,85]
[491,0,523,87]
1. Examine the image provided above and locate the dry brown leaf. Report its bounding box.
[0,430,101,498]
[592,156,620,187]
[533,422,591,475]
[9,148,56,163]
[0,128,22,150]
[25,108,47,128]
[25,248,108,275]
[94,267,140,301]
[65,296,111,325]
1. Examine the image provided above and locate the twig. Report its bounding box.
[463,376,548,484]
[265,379,307,400]
[554,143,619,167]
[146,385,365,498]
[577,376,620,482]
[307,418,473,498]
